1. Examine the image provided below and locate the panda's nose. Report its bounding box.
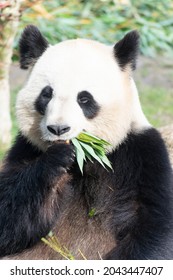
[47,125,71,136]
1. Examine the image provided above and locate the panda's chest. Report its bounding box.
[53,195,116,260]
[71,162,116,213]
[50,164,117,259]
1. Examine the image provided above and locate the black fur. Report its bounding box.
[0,128,173,259]
[77,91,100,119]
[19,25,48,69]
[35,86,53,115]
[0,135,74,257]
[106,128,173,259]
[114,30,139,71]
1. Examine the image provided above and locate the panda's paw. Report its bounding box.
[46,143,75,170]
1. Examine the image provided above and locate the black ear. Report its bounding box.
[113,30,139,71]
[19,25,49,69]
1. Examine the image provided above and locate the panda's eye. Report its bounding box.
[77,91,100,119]
[35,86,53,115]
[77,91,91,105]
[41,86,53,99]
[78,96,89,104]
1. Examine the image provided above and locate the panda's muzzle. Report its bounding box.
[47,125,71,136]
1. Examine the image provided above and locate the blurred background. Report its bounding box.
[0,0,173,159]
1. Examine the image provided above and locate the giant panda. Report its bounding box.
[0,25,173,260]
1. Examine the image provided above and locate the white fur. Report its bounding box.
[16,38,150,151]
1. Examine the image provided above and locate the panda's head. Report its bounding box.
[16,25,150,151]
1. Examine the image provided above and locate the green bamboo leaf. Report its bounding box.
[80,142,106,168]
[72,132,113,174]
[100,139,111,146]
[76,132,105,146]
[88,208,96,218]
[96,152,113,170]
[75,147,85,174]
[77,155,84,174]
[71,138,86,160]
[79,131,111,146]
[83,150,94,163]
[91,142,105,156]
[77,134,100,144]
[71,138,86,174]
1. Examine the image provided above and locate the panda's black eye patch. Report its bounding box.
[35,86,53,115]
[41,86,53,99]
[77,91,100,119]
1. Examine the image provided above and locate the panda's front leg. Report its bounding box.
[0,138,74,257]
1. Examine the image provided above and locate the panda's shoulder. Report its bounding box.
[118,127,171,167]
[109,127,173,192]
[5,134,42,164]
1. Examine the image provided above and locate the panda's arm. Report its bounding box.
[0,134,73,257]
[106,128,173,260]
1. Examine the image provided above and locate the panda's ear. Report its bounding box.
[19,25,49,69]
[113,30,139,71]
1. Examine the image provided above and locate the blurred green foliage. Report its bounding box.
[139,86,173,127]
[14,0,173,57]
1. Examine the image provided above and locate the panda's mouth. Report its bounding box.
[47,139,70,144]
[56,140,70,144]
[44,139,71,150]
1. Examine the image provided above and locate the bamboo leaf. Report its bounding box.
[75,146,85,175]
[77,132,101,143]
[77,132,109,146]
[71,138,86,160]
[88,208,96,218]
[91,142,105,156]
[72,131,113,174]
[83,150,94,163]
[41,233,75,260]
[80,142,106,168]
[71,138,86,174]
[96,152,113,171]
[78,131,111,146]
